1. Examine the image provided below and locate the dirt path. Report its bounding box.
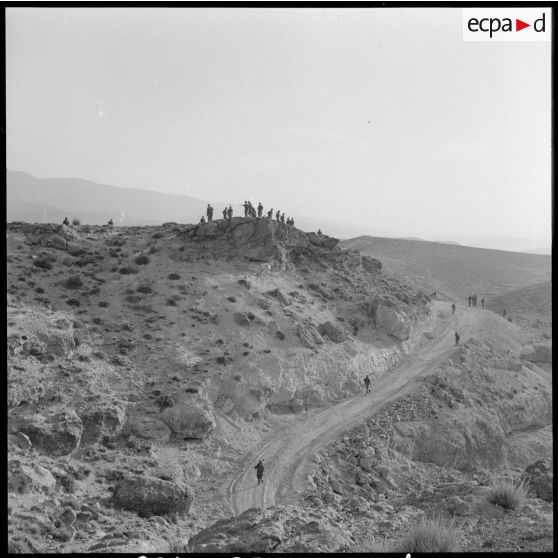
[230,302,484,515]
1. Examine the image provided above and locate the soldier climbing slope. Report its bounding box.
[257,202,263,218]
[255,459,264,485]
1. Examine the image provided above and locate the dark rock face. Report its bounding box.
[18,410,83,456]
[361,255,382,274]
[8,460,56,494]
[318,321,349,343]
[266,288,291,306]
[159,396,215,439]
[233,312,251,326]
[523,459,553,502]
[79,403,127,445]
[112,474,193,517]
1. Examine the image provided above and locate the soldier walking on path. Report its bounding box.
[451,303,456,315]
[255,459,264,485]
[363,375,371,394]
[455,331,460,346]
[257,202,263,218]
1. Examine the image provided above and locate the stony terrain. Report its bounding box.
[6,219,552,552]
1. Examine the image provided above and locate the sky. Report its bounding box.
[6,8,552,247]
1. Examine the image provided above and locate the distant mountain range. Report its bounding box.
[5,171,551,254]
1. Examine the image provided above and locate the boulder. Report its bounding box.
[159,396,216,439]
[266,288,291,306]
[48,235,68,251]
[8,460,56,494]
[79,403,127,445]
[233,312,251,327]
[523,459,553,502]
[361,256,382,274]
[297,324,325,349]
[318,321,349,343]
[18,410,83,456]
[128,415,172,442]
[374,303,410,341]
[112,474,193,517]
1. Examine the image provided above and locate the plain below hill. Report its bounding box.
[341,236,552,301]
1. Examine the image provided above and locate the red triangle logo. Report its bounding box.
[516,19,530,31]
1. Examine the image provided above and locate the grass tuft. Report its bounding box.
[487,478,528,510]
[397,515,462,553]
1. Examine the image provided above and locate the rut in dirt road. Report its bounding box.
[230,302,481,515]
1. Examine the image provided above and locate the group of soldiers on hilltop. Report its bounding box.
[200,202,296,227]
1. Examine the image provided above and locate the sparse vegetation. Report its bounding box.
[119,266,139,275]
[71,218,81,226]
[134,254,150,265]
[33,259,53,270]
[168,273,181,280]
[396,515,462,553]
[65,275,83,289]
[487,478,528,510]
[136,284,153,294]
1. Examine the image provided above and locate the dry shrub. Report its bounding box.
[134,254,150,265]
[71,218,81,226]
[487,478,528,510]
[65,275,83,289]
[397,515,462,553]
[33,259,53,270]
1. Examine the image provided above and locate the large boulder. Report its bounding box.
[297,324,325,350]
[374,303,410,341]
[318,321,349,343]
[361,256,382,274]
[79,402,127,445]
[128,415,172,442]
[159,396,215,439]
[523,459,553,502]
[17,410,83,456]
[112,474,193,517]
[8,460,56,494]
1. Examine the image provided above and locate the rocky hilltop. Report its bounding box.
[7,219,552,552]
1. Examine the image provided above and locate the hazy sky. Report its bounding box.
[6,8,552,244]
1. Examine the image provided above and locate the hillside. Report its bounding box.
[7,219,552,553]
[341,236,551,302]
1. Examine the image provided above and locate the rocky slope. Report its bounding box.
[7,218,436,552]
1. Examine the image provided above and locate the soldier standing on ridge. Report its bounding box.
[222,207,227,220]
[364,375,371,394]
[455,331,460,346]
[108,218,114,227]
[317,229,322,236]
[63,217,69,226]
[255,459,264,485]
[451,303,456,315]
[280,213,285,223]
[243,201,249,217]
[227,205,233,219]
[200,216,206,224]
[268,208,273,219]
[257,202,263,218]
[276,210,281,221]
[206,204,214,222]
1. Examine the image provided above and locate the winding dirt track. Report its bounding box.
[230,302,479,515]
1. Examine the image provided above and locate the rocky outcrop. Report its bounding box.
[17,410,83,456]
[374,302,410,341]
[266,288,291,306]
[523,459,553,502]
[188,505,354,553]
[297,324,325,349]
[522,345,552,364]
[307,232,339,249]
[112,474,193,517]
[318,321,350,343]
[361,255,382,274]
[159,395,215,439]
